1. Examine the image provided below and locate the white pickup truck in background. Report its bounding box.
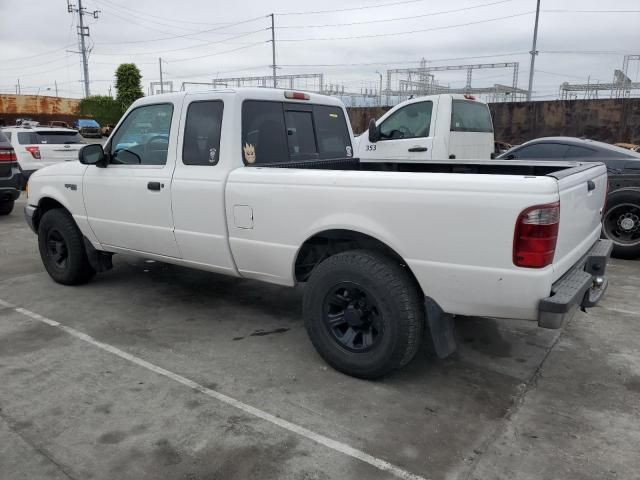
[25,88,612,379]
[354,94,495,162]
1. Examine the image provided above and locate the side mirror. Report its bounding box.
[368,118,380,143]
[79,143,106,166]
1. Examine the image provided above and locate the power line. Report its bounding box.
[276,0,514,29]
[541,50,632,55]
[544,9,640,13]
[278,52,530,68]
[0,45,75,64]
[278,0,436,16]
[93,29,268,57]
[277,12,534,42]
[97,0,243,27]
[170,42,267,63]
[93,2,266,45]
[1,54,78,72]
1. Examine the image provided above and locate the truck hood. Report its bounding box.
[30,160,87,178]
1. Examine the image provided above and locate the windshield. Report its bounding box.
[17,131,86,145]
[78,119,100,127]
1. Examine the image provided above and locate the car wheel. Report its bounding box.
[303,249,424,379]
[0,200,14,216]
[37,209,96,285]
[602,188,640,259]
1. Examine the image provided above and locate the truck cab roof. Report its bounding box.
[136,87,345,108]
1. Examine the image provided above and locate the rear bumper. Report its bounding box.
[538,239,613,329]
[0,187,20,202]
[0,165,23,201]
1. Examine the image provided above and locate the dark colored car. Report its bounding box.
[74,118,102,138]
[0,130,22,216]
[498,137,640,259]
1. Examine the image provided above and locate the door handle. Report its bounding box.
[587,180,596,192]
[408,147,428,152]
[147,181,162,191]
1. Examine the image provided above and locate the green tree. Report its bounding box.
[115,63,144,112]
[78,95,122,126]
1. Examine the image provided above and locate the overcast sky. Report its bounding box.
[1,0,638,102]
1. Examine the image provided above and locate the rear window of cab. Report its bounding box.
[17,131,85,145]
[241,100,352,165]
[450,100,494,133]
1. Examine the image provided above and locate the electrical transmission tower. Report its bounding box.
[67,0,100,97]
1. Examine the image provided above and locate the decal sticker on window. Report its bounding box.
[243,143,256,164]
[329,113,338,118]
[346,145,352,157]
[209,147,217,163]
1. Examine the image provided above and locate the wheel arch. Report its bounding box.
[33,196,72,231]
[607,186,640,196]
[293,228,423,295]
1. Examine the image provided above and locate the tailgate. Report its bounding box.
[553,163,607,281]
[39,144,81,163]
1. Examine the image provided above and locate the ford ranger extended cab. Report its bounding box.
[24,88,612,379]
[354,94,495,162]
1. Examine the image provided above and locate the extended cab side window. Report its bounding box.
[379,101,432,140]
[241,101,352,164]
[109,103,173,166]
[241,101,288,165]
[182,101,223,165]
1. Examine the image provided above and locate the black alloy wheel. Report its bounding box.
[323,282,383,352]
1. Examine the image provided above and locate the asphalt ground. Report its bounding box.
[1,194,639,480]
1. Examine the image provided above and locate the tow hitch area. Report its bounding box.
[539,239,613,329]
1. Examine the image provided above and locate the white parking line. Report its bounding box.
[3,300,428,480]
[600,306,640,316]
[0,299,15,308]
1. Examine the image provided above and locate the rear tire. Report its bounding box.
[303,250,424,379]
[37,209,95,285]
[0,200,14,216]
[602,189,640,259]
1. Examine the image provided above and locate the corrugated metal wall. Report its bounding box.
[0,95,81,126]
[347,99,640,144]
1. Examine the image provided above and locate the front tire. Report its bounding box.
[602,189,640,259]
[303,250,424,379]
[0,200,14,216]
[37,209,95,285]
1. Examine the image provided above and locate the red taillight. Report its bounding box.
[0,148,17,163]
[513,202,560,268]
[25,146,41,159]
[284,91,310,100]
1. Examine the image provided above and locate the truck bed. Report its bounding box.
[250,157,599,178]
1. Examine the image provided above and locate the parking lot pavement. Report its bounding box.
[1,194,639,480]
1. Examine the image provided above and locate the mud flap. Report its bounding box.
[425,297,457,359]
[83,238,113,273]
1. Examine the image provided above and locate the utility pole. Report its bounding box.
[159,58,164,94]
[55,81,59,97]
[270,14,277,88]
[527,0,541,101]
[16,79,21,95]
[375,71,383,107]
[67,0,100,97]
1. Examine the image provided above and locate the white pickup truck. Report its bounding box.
[25,88,612,379]
[354,94,495,162]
